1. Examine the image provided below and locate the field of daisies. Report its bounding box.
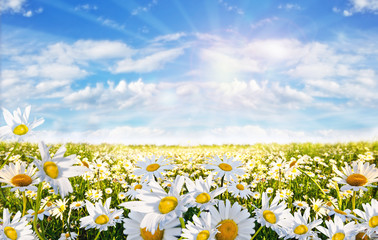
[0,106,377,240]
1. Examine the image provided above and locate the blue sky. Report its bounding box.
[1,0,378,144]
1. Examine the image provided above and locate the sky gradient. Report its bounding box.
[1,0,378,145]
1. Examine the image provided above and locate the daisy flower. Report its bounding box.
[317,215,357,240]
[105,188,113,194]
[70,201,85,210]
[208,199,255,240]
[293,201,309,209]
[326,207,356,222]
[120,176,189,233]
[254,192,292,234]
[0,161,39,192]
[0,105,44,140]
[123,211,181,240]
[186,174,226,210]
[50,199,69,220]
[133,155,174,182]
[353,198,378,237]
[227,181,253,199]
[0,209,34,240]
[80,198,123,232]
[58,232,78,240]
[283,208,322,240]
[33,141,89,198]
[25,207,53,221]
[126,182,151,200]
[118,192,126,200]
[333,161,378,192]
[182,212,217,240]
[204,155,245,182]
[310,198,328,219]
[252,192,261,199]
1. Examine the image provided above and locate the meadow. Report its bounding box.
[0,141,377,240]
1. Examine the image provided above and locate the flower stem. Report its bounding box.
[352,191,356,211]
[250,225,263,240]
[93,231,101,240]
[22,191,27,217]
[33,182,44,240]
[297,167,337,208]
[0,142,19,170]
[179,217,186,229]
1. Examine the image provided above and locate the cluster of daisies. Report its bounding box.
[0,106,377,240]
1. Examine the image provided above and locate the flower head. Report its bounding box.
[0,161,39,192]
[186,174,226,210]
[209,199,255,240]
[123,211,181,240]
[0,105,44,140]
[33,141,89,198]
[80,198,123,232]
[353,198,378,237]
[120,176,189,233]
[204,155,245,182]
[133,155,174,182]
[254,192,292,234]
[333,161,378,192]
[317,215,357,240]
[0,209,35,240]
[182,212,218,240]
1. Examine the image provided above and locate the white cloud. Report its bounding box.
[339,0,378,16]
[74,4,98,11]
[278,3,302,10]
[62,79,157,110]
[112,48,185,73]
[131,0,158,15]
[251,17,279,29]
[97,17,126,31]
[0,0,41,16]
[349,0,378,12]
[153,32,187,42]
[0,0,26,13]
[218,0,244,15]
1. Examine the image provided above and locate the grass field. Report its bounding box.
[0,141,377,239]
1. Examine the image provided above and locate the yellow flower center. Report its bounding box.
[75,203,81,207]
[140,226,164,240]
[134,184,143,190]
[216,219,238,240]
[95,214,109,225]
[4,226,18,240]
[146,163,160,172]
[263,210,276,224]
[294,225,308,235]
[32,209,45,215]
[236,184,244,190]
[332,232,345,240]
[158,196,178,214]
[196,193,211,204]
[289,160,297,168]
[334,209,347,215]
[13,124,29,135]
[11,174,32,187]
[297,203,303,206]
[369,216,378,228]
[43,161,59,179]
[65,233,70,238]
[219,163,232,172]
[197,230,210,240]
[355,232,370,240]
[81,161,89,168]
[346,174,368,187]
